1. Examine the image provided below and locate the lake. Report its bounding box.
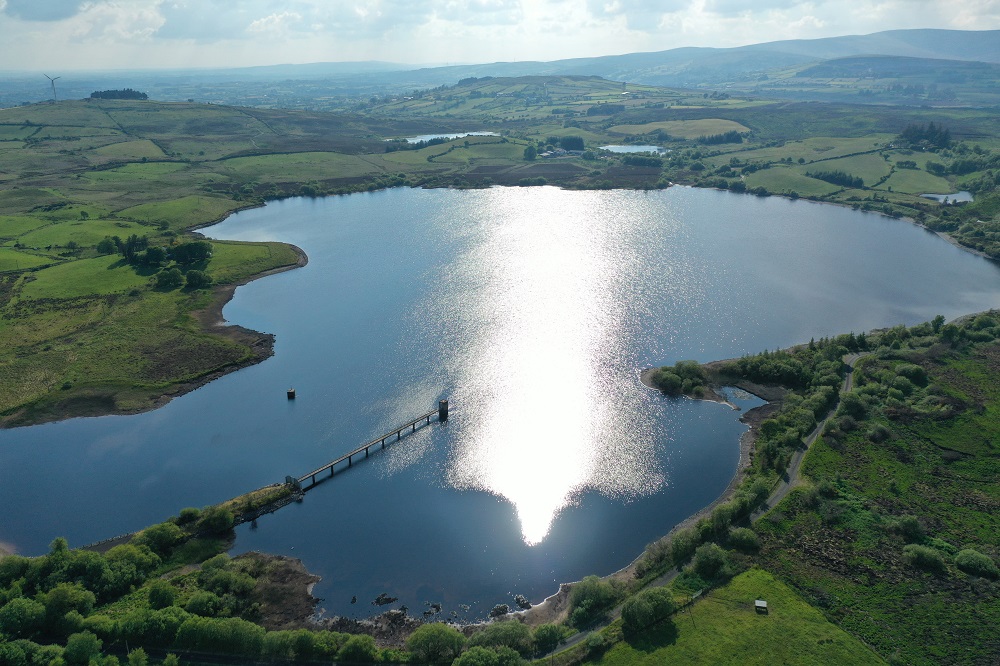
[599,145,668,153]
[2,186,1000,620]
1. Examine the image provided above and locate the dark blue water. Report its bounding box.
[2,186,999,620]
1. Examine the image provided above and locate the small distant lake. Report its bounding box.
[921,191,973,204]
[401,132,498,143]
[3,186,1000,621]
[599,145,668,153]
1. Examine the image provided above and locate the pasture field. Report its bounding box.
[18,255,151,300]
[743,168,841,197]
[588,570,884,666]
[0,247,57,271]
[609,119,750,139]
[790,152,893,187]
[117,195,244,229]
[878,168,953,195]
[218,152,382,182]
[17,218,147,248]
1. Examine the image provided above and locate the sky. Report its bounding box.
[1,0,999,71]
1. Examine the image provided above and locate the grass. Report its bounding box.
[206,240,301,284]
[218,152,382,181]
[878,168,953,195]
[118,195,244,229]
[609,119,750,139]
[744,167,841,197]
[0,215,52,238]
[755,341,1000,665]
[587,569,883,666]
[792,152,892,187]
[17,218,148,249]
[18,254,150,299]
[0,247,57,271]
[92,139,167,160]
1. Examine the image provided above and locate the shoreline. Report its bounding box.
[518,365,783,627]
[0,242,308,429]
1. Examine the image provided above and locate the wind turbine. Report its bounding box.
[44,74,61,102]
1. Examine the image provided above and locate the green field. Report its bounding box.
[609,119,750,139]
[590,570,884,666]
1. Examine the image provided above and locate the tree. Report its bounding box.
[185,270,213,289]
[198,506,235,533]
[171,240,212,264]
[147,580,176,610]
[0,597,47,639]
[523,145,536,161]
[64,631,102,664]
[691,542,727,579]
[532,624,565,655]
[405,622,466,663]
[468,619,533,656]
[96,237,116,255]
[155,268,184,289]
[134,522,183,556]
[568,575,618,628]
[336,634,378,663]
[559,135,584,151]
[621,586,677,634]
[127,647,149,666]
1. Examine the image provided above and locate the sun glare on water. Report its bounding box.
[435,188,666,545]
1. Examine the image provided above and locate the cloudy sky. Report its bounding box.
[2,0,999,71]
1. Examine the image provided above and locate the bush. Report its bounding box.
[902,544,946,573]
[64,631,102,664]
[154,268,184,289]
[892,515,925,543]
[568,575,619,628]
[468,620,533,656]
[337,634,378,663]
[185,270,213,289]
[954,549,999,579]
[147,581,176,610]
[406,623,466,663]
[532,624,566,655]
[691,543,728,579]
[727,527,760,553]
[621,586,677,634]
[669,527,699,565]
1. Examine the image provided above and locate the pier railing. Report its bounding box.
[292,399,449,490]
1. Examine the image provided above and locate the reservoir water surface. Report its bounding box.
[2,186,999,619]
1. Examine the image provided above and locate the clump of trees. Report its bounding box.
[806,169,864,188]
[622,154,663,167]
[897,122,951,150]
[650,360,706,397]
[697,130,744,145]
[90,89,148,100]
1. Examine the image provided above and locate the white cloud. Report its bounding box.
[0,0,999,70]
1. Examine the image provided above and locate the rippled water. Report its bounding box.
[3,186,1000,618]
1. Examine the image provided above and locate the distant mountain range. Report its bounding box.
[2,29,999,108]
[224,28,1000,89]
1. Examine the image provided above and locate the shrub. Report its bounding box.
[185,270,213,289]
[406,623,466,663]
[468,620,533,656]
[954,549,999,579]
[532,624,566,655]
[337,634,378,663]
[691,543,728,579]
[892,515,925,543]
[154,268,184,289]
[903,544,946,573]
[728,527,760,553]
[147,581,176,610]
[669,527,699,565]
[621,586,677,634]
[568,576,618,628]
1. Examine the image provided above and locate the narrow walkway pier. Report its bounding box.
[291,399,449,491]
